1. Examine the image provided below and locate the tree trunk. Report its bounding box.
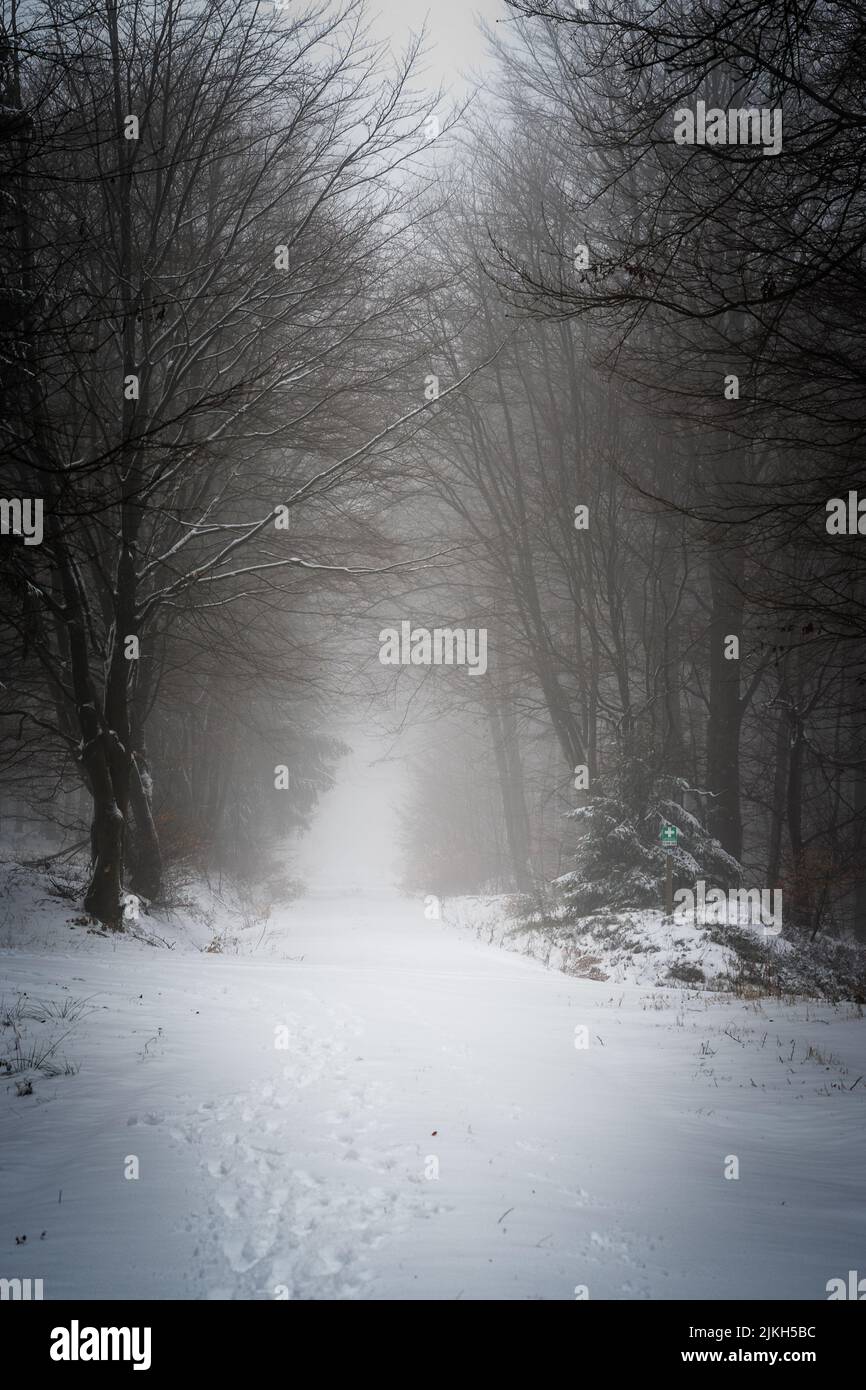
[766,697,789,891]
[706,537,744,858]
[83,745,126,929]
[854,761,866,943]
[486,693,533,892]
[128,753,162,901]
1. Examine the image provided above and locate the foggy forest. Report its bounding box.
[1,0,865,1333]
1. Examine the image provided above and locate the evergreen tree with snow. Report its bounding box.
[555,754,741,918]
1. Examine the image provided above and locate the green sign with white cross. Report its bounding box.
[659,823,678,847]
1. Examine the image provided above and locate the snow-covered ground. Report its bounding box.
[2,882,865,1300]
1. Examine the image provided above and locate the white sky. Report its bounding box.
[365,0,506,96]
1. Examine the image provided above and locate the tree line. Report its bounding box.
[398,0,866,941]
[2,0,864,944]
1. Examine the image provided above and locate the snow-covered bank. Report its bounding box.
[443,893,866,1001]
[2,872,865,1300]
[0,856,299,958]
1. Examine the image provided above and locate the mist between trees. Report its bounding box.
[1,0,864,943]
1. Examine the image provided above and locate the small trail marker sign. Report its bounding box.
[660,824,678,917]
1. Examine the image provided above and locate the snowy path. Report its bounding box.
[2,891,865,1300]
